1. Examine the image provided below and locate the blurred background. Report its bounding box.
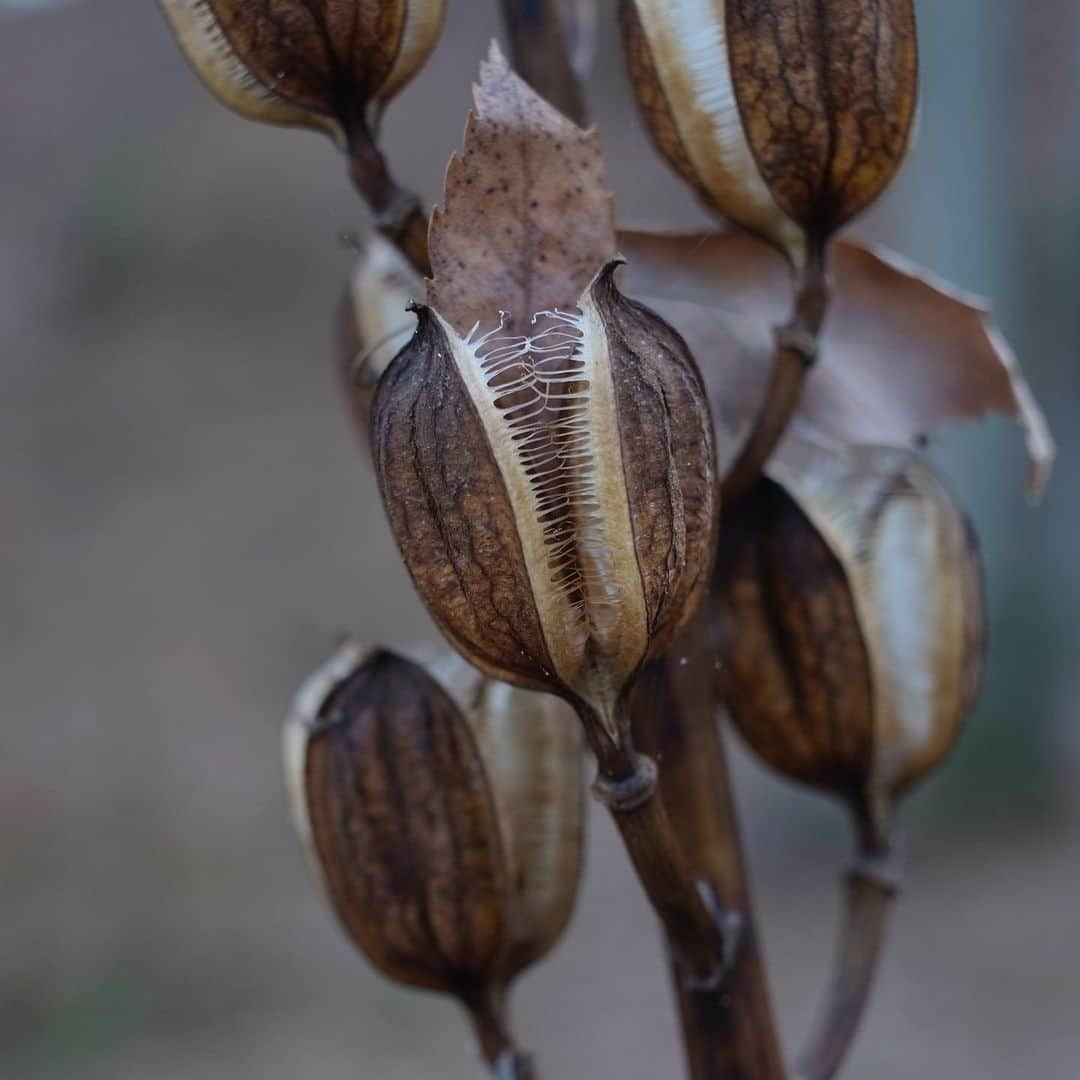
[5,0,1079,1076]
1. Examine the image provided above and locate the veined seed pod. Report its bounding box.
[712,443,984,846]
[158,0,445,142]
[415,647,585,979]
[620,0,918,267]
[283,641,584,1004]
[372,261,718,765]
[337,234,423,444]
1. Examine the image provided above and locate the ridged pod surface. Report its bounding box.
[158,0,445,138]
[713,443,984,840]
[620,0,918,265]
[284,642,585,993]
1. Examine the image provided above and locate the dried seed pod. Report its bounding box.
[372,261,717,762]
[620,0,918,266]
[337,234,423,444]
[284,642,584,995]
[284,643,508,994]
[712,443,984,845]
[414,648,586,979]
[158,0,445,141]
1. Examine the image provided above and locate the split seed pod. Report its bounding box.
[283,641,584,1000]
[158,0,445,142]
[373,265,717,757]
[371,47,717,763]
[712,443,984,847]
[620,0,918,267]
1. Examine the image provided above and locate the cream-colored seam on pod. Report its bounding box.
[435,281,649,735]
[633,0,803,264]
[159,0,343,142]
[375,0,446,107]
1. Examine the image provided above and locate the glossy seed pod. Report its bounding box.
[284,641,584,993]
[158,0,445,141]
[372,262,718,754]
[712,443,984,844]
[620,0,918,267]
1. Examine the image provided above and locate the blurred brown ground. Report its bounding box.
[5,1,1080,1077]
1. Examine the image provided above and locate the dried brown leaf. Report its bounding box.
[428,42,615,338]
[619,229,1054,497]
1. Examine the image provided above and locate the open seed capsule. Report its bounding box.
[371,263,717,764]
[712,443,984,846]
[158,0,445,141]
[284,642,584,994]
[620,0,918,266]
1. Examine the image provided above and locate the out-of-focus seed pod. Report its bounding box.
[619,0,918,267]
[336,234,423,444]
[284,642,584,1018]
[415,648,585,979]
[372,261,717,766]
[712,443,984,846]
[158,0,446,141]
[284,643,508,994]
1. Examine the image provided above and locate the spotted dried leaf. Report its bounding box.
[619,229,1054,498]
[428,42,615,338]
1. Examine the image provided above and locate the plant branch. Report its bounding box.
[586,725,738,989]
[498,0,588,126]
[346,125,431,277]
[631,613,787,1078]
[465,983,537,1080]
[721,239,830,504]
[795,844,901,1080]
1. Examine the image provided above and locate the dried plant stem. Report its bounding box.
[498,0,588,126]
[721,239,830,503]
[346,126,432,277]
[632,614,787,1079]
[796,846,900,1080]
[465,984,538,1080]
[587,724,736,989]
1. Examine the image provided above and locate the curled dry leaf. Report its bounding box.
[619,229,1055,498]
[620,0,918,265]
[713,440,985,844]
[158,0,445,140]
[372,45,717,755]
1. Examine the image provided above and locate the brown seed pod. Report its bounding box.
[372,262,717,761]
[620,0,918,266]
[712,443,984,845]
[283,642,584,994]
[158,0,446,141]
[284,643,508,994]
[415,648,585,979]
